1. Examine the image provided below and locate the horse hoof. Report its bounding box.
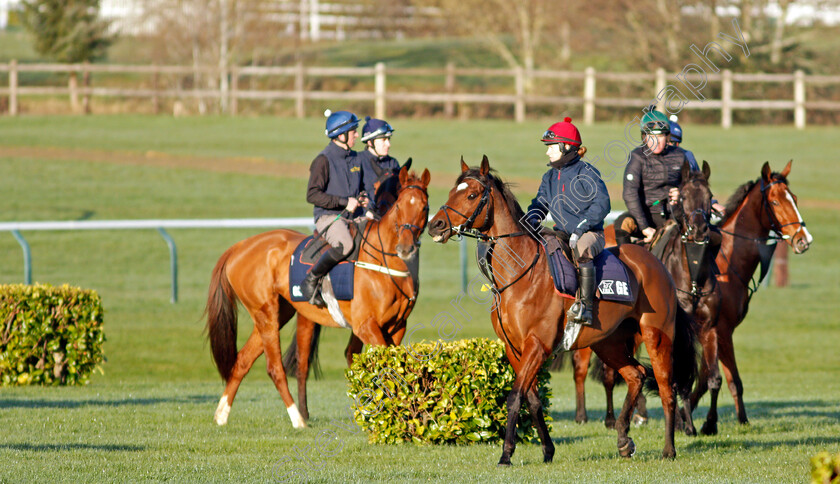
[632,415,648,426]
[618,438,636,458]
[661,449,676,460]
[575,416,588,424]
[497,458,511,467]
[700,420,717,436]
[685,426,697,437]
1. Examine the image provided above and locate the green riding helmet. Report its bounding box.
[640,110,671,135]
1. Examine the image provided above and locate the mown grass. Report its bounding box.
[0,115,838,483]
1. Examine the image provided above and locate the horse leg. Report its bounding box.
[697,329,723,435]
[718,331,748,425]
[294,315,315,422]
[603,362,617,429]
[499,335,549,467]
[255,299,305,428]
[526,382,555,463]
[214,329,264,426]
[594,344,645,459]
[572,347,591,424]
[344,333,365,367]
[353,316,388,346]
[640,322,678,459]
[633,389,649,426]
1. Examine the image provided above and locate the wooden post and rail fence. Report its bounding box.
[2,61,839,128]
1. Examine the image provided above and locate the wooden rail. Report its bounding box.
[2,60,839,128]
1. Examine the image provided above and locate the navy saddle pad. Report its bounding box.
[289,236,355,301]
[547,248,634,304]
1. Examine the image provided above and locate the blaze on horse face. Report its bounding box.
[393,165,431,260]
[761,160,813,254]
[428,155,493,243]
[678,160,713,243]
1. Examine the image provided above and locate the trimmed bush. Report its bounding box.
[811,452,840,484]
[0,283,105,386]
[345,338,551,444]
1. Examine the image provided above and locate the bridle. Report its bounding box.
[674,181,716,300]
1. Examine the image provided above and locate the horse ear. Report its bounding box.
[460,156,469,173]
[402,157,413,172]
[480,155,490,175]
[421,168,431,188]
[681,160,691,184]
[761,161,772,182]
[399,164,409,186]
[702,160,711,181]
[781,159,792,178]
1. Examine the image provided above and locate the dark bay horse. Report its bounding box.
[205,166,430,428]
[428,156,696,464]
[689,160,812,434]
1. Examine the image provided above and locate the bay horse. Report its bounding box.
[205,166,430,428]
[689,160,812,434]
[428,156,697,464]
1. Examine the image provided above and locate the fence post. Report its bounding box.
[152,64,160,115]
[82,61,91,115]
[295,61,305,118]
[444,62,455,118]
[230,66,238,116]
[9,59,17,116]
[794,69,805,129]
[721,69,732,129]
[773,242,788,287]
[375,62,386,119]
[655,67,666,112]
[583,67,595,125]
[514,66,525,122]
[69,64,80,114]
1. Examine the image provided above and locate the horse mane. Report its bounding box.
[719,172,788,225]
[456,167,533,237]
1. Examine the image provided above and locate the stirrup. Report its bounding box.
[566,301,593,326]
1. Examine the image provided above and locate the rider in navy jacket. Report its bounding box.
[525,117,610,326]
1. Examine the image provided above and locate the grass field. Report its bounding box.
[1,115,839,483]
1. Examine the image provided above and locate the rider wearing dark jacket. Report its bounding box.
[614,109,690,245]
[525,117,610,326]
[300,109,367,306]
[358,116,400,213]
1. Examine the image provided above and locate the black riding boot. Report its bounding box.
[568,261,596,326]
[614,229,632,246]
[300,247,344,307]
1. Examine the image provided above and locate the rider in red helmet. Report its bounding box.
[525,117,611,326]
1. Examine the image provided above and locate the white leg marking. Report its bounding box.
[287,403,307,429]
[214,395,231,426]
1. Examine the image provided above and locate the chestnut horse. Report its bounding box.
[689,160,812,434]
[428,156,696,463]
[205,166,430,428]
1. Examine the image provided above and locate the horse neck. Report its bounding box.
[364,208,401,257]
[485,190,545,279]
[719,184,771,283]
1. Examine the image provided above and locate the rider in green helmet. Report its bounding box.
[613,109,691,246]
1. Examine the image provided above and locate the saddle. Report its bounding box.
[542,230,635,304]
[648,220,680,261]
[289,220,368,302]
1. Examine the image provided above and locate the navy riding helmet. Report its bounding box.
[360,116,395,143]
[324,110,360,139]
[669,114,683,143]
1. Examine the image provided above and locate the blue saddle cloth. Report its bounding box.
[289,236,355,301]
[547,248,634,304]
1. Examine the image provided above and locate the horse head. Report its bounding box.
[759,160,813,254]
[429,155,496,243]
[389,164,430,260]
[677,160,713,243]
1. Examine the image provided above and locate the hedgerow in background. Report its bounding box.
[811,451,840,484]
[345,338,551,444]
[0,283,105,386]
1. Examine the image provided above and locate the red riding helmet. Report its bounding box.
[541,117,582,146]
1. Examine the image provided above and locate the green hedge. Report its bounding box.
[812,452,840,484]
[345,338,551,444]
[0,283,105,386]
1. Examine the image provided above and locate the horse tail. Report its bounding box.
[547,351,570,372]
[205,249,238,381]
[589,354,627,387]
[644,306,699,396]
[281,323,323,380]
